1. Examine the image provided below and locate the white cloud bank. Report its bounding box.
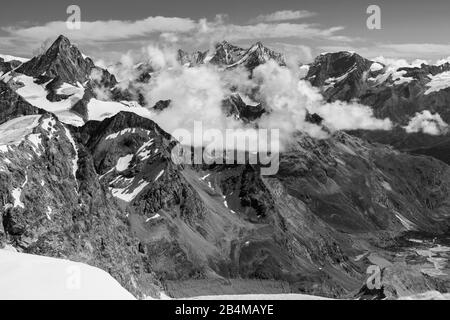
[404,111,449,135]
[1,14,351,58]
[249,10,317,23]
[127,47,392,150]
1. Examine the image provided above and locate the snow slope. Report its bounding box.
[0,115,41,147]
[0,250,135,300]
[186,294,332,300]
[87,99,153,122]
[425,71,450,95]
[2,74,85,126]
[0,54,29,63]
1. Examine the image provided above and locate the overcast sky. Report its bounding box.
[1,0,450,63]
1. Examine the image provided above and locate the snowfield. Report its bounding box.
[14,75,85,113]
[0,54,29,63]
[0,250,135,300]
[186,294,332,300]
[116,154,134,172]
[0,115,41,147]
[3,74,85,126]
[87,98,153,122]
[425,71,450,95]
[111,179,150,202]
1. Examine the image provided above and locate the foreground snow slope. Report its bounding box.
[0,250,135,300]
[186,294,331,300]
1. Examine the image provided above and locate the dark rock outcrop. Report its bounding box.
[0,81,46,125]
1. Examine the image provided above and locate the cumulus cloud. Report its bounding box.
[188,21,350,47]
[3,17,196,42]
[105,47,392,152]
[404,110,449,135]
[249,10,317,23]
[313,100,392,131]
[435,57,450,66]
[1,14,351,59]
[252,61,392,139]
[271,42,314,64]
[146,65,237,139]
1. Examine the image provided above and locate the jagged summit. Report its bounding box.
[15,35,96,84]
[208,40,285,70]
[305,51,374,101]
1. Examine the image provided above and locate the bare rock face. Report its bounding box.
[176,40,286,71]
[15,35,117,90]
[209,41,248,66]
[306,51,374,102]
[0,58,12,75]
[0,114,159,298]
[0,81,46,125]
[209,41,285,70]
[177,49,209,67]
[16,35,94,84]
[0,58,23,75]
[305,51,450,166]
[222,93,265,122]
[73,112,450,297]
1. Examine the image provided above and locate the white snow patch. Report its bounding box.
[105,128,152,140]
[200,173,210,181]
[392,70,414,85]
[64,127,79,181]
[111,179,149,202]
[145,214,161,222]
[154,170,164,181]
[11,188,24,208]
[394,212,416,231]
[0,249,135,300]
[381,181,392,191]
[323,64,357,90]
[187,294,331,300]
[369,58,415,85]
[0,145,10,153]
[27,133,42,155]
[115,154,133,172]
[42,117,57,139]
[240,94,260,107]
[12,75,84,126]
[137,139,155,161]
[425,71,450,95]
[0,54,29,63]
[87,99,153,122]
[354,252,368,262]
[0,115,41,147]
[46,206,52,220]
[370,62,384,72]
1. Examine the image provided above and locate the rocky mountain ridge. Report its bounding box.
[2,36,450,299]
